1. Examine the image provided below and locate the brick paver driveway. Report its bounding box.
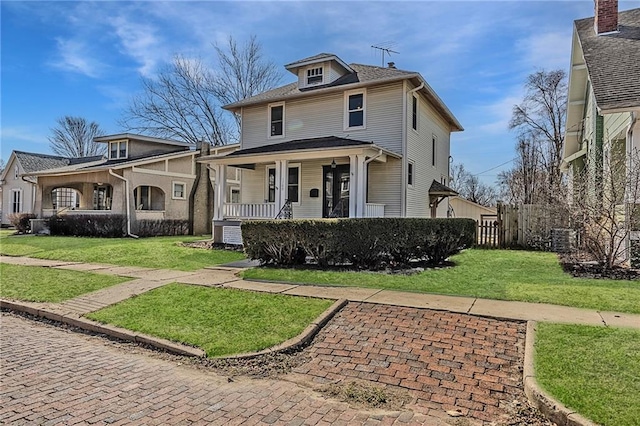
[1,303,529,425]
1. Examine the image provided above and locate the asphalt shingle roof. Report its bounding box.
[14,151,102,173]
[226,136,373,157]
[576,8,640,111]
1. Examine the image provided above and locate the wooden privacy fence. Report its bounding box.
[475,203,571,249]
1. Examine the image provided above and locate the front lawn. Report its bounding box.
[242,249,640,314]
[0,234,245,271]
[0,263,130,302]
[535,323,640,426]
[86,283,333,357]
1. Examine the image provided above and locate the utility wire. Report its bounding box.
[472,158,516,176]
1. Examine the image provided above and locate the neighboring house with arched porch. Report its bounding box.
[0,151,101,226]
[21,134,240,235]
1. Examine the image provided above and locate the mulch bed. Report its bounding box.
[558,252,640,280]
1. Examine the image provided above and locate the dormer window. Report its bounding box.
[306,67,323,85]
[109,140,128,160]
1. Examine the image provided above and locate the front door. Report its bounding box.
[323,164,350,218]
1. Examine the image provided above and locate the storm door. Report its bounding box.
[323,164,350,218]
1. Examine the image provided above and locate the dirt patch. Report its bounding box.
[559,253,640,280]
[180,240,244,251]
[321,380,413,410]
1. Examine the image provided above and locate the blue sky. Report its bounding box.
[2,1,639,185]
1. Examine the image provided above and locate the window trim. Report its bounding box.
[109,140,128,160]
[172,181,186,200]
[411,94,419,132]
[268,102,285,139]
[265,164,301,204]
[344,89,366,130]
[408,161,415,188]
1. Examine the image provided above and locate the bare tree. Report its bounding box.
[121,35,281,146]
[570,146,640,268]
[48,116,106,157]
[501,70,567,203]
[450,163,497,207]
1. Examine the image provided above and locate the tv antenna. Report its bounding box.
[371,44,399,67]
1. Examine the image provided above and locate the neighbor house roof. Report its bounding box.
[94,133,192,147]
[223,62,463,132]
[14,151,101,173]
[576,8,640,111]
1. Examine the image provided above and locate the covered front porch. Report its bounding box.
[201,137,401,223]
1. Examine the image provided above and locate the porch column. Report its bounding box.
[356,154,367,217]
[212,164,227,220]
[349,155,358,218]
[274,160,289,214]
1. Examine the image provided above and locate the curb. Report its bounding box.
[218,298,348,360]
[1,299,205,358]
[523,321,600,426]
[1,297,347,361]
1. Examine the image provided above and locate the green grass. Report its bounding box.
[0,234,245,271]
[535,323,640,426]
[0,263,130,302]
[86,283,333,357]
[242,249,640,313]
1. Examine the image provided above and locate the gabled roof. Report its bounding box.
[429,180,458,197]
[576,8,640,111]
[284,53,353,74]
[223,63,462,131]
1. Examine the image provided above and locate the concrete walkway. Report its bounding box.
[1,255,639,329]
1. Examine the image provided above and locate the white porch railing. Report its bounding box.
[42,208,115,217]
[224,203,276,219]
[365,203,385,218]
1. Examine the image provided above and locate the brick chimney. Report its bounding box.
[595,0,618,34]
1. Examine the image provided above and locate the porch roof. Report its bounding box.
[199,136,401,166]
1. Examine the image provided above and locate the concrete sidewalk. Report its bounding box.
[1,255,639,328]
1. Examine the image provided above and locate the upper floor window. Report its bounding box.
[431,135,437,167]
[412,95,418,131]
[269,103,284,138]
[109,140,128,160]
[11,190,21,213]
[345,90,366,130]
[306,67,323,85]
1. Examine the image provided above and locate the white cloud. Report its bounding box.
[1,126,49,145]
[517,31,573,71]
[109,15,164,77]
[50,38,100,78]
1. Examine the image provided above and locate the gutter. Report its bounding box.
[108,169,138,238]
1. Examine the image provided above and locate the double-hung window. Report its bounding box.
[109,140,128,160]
[172,182,186,200]
[269,103,284,138]
[11,190,22,213]
[412,95,418,131]
[408,161,415,187]
[266,165,300,203]
[345,90,366,130]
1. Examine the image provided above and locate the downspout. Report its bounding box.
[402,82,425,217]
[108,169,138,238]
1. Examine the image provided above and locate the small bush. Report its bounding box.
[136,219,190,237]
[242,218,476,270]
[8,213,37,233]
[48,214,126,238]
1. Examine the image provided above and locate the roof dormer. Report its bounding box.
[284,53,354,90]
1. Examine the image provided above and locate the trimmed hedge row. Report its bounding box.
[48,214,126,238]
[136,219,190,237]
[242,218,476,269]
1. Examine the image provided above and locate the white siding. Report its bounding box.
[1,156,37,225]
[368,158,402,217]
[240,82,405,155]
[405,82,452,218]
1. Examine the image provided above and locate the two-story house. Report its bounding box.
[24,134,239,235]
[200,53,463,244]
[562,1,640,265]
